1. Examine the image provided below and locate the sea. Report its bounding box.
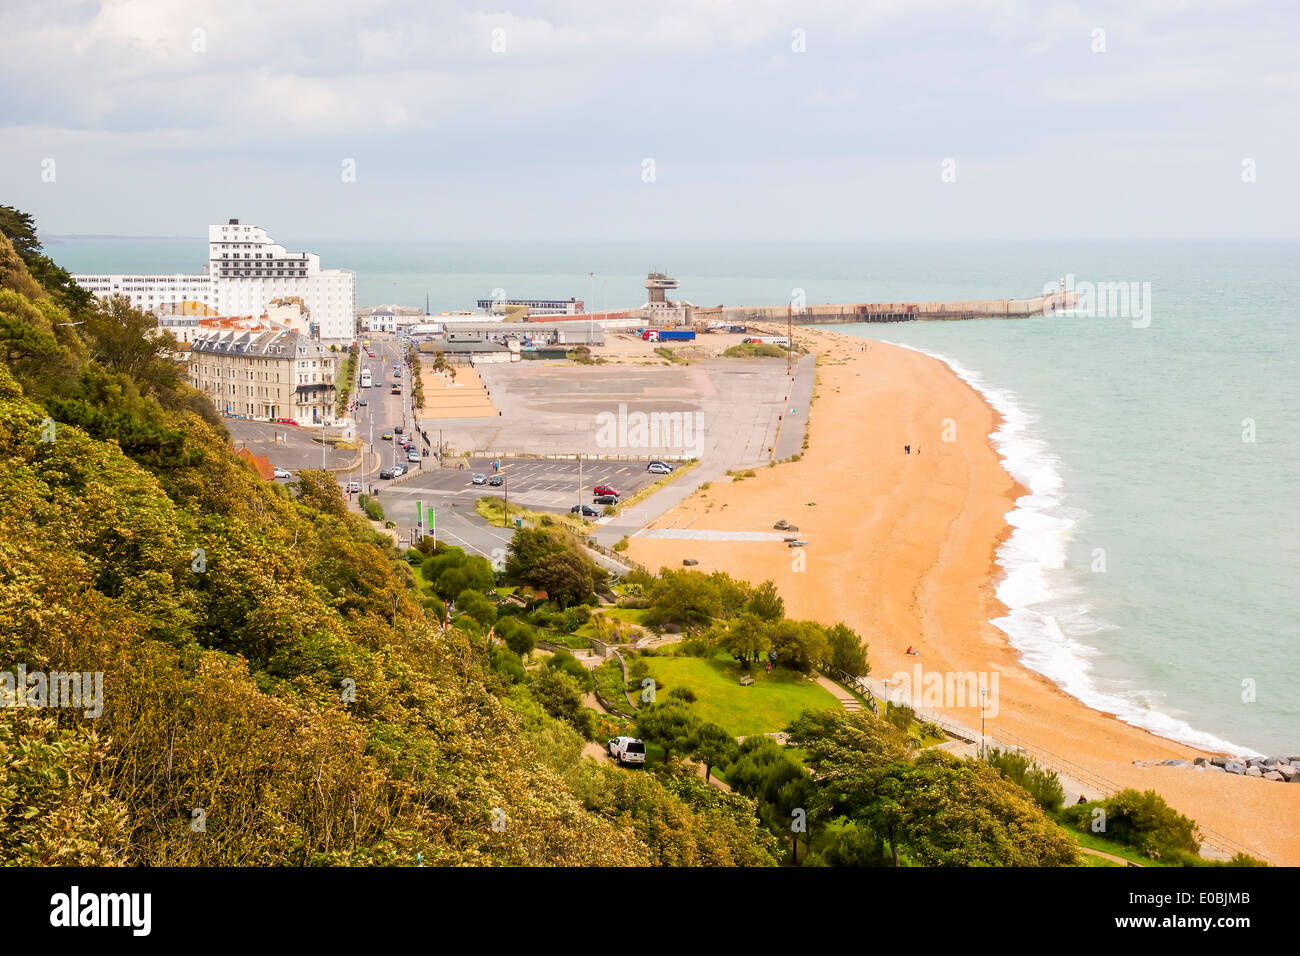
[48,236,1299,756]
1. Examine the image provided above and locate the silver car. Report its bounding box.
[471,473,487,485]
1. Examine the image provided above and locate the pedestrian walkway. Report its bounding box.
[814,674,862,713]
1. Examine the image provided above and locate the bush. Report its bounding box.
[1061,789,1199,860]
[884,701,915,733]
[543,649,594,692]
[561,605,591,633]
[985,748,1064,812]
[491,647,526,684]
[668,687,696,704]
[358,494,385,522]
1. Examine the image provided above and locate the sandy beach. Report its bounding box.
[626,327,1300,865]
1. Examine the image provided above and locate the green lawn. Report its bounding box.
[642,656,839,737]
[604,607,651,626]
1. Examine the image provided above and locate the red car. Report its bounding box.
[593,485,619,497]
[273,418,299,426]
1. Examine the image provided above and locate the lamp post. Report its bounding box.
[980,683,988,757]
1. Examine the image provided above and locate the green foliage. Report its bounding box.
[455,588,496,628]
[747,580,785,622]
[527,668,595,739]
[357,493,385,522]
[542,649,594,692]
[985,748,1065,813]
[505,527,602,608]
[1061,789,1199,861]
[635,701,701,764]
[787,711,1078,867]
[689,722,737,781]
[825,623,870,676]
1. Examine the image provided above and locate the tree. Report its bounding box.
[636,701,701,764]
[726,736,815,862]
[498,618,536,660]
[295,469,347,518]
[690,722,737,781]
[528,668,595,738]
[985,748,1065,813]
[455,588,496,628]
[716,612,771,667]
[825,623,870,677]
[505,527,601,608]
[529,548,598,609]
[747,580,785,622]
[543,649,594,692]
[646,569,721,630]
[769,619,828,672]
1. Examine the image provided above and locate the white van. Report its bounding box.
[608,736,647,766]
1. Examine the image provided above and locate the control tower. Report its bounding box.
[644,272,679,305]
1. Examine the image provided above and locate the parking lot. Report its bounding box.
[371,456,665,513]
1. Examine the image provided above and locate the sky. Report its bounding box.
[1,0,1296,240]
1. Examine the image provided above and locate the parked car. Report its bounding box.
[593,484,619,497]
[273,418,298,426]
[407,450,421,463]
[571,504,600,517]
[381,432,393,441]
[471,473,487,485]
[394,426,403,434]
[593,494,618,505]
[273,467,292,479]
[357,399,367,407]
[488,474,503,486]
[608,737,646,767]
[647,461,672,475]
[346,480,362,493]
[390,464,406,477]
[379,467,395,480]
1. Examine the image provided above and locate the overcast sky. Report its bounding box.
[2,0,1295,240]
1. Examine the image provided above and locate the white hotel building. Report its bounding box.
[72,220,356,343]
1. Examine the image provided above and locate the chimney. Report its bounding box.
[229,218,240,225]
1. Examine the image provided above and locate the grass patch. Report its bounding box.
[642,655,839,738]
[723,343,786,358]
[654,347,688,364]
[474,496,589,535]
[1062,826,1171,868]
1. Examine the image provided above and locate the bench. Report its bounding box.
[739,675,755,686]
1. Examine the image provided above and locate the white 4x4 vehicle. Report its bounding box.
[608,736,646,766]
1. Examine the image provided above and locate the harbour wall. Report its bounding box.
[691,290,1077,326]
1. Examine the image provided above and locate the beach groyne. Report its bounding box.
[692,290,1077,326]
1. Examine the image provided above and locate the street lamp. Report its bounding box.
[980,683,988,757]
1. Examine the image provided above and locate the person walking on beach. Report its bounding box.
[904,445,910,455]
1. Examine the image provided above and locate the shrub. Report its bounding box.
[358,494,385,522]
[985,748,1064,812]
[1061,789,1199,860]
[884,701,915,733]
[668,687,697,704]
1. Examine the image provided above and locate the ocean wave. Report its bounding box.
[881,340,1260,757]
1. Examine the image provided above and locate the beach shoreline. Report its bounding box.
[625,326,1300,865]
